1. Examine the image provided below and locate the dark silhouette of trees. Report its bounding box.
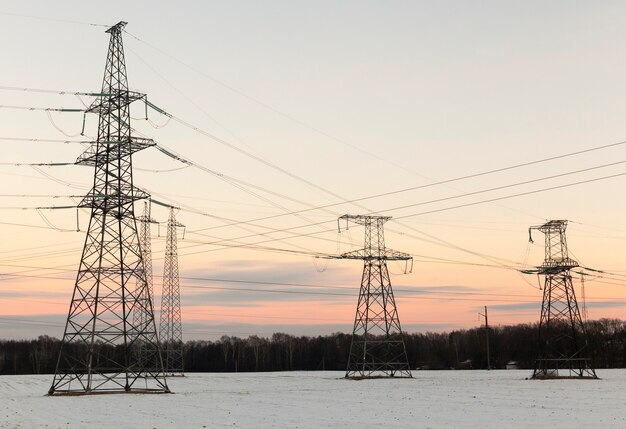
[1,319,625,375]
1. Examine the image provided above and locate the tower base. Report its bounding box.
[531,358,598,379]
[345,337,412,379]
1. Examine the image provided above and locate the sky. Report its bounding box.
[2,1,626,340]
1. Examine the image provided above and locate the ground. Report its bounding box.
[1,370,625,428]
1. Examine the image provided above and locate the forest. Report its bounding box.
[1,318,625,375]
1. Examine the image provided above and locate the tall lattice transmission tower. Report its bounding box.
[528,220,597,379]
[132,201,158,366]
[49,21,169,395]
[159,208,185,376]
[332,215,412,379]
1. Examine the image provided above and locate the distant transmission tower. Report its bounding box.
[49,21,169,395]
[159,208,185,376]
[333,215,412,379]
[528,220,597,379]
[133,201,158,366]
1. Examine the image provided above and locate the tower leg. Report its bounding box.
[345,261,412,379]
[532,274,597,379]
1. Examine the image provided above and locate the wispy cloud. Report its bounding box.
[481,302,539,312]
[586,300,626,309]
[0,289,68,300]
[172,260,357,306]
[484,300,626,313]
[0,313,65,340]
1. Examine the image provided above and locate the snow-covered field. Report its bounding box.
[1,370,625,428]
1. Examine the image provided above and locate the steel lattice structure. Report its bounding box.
[528,220,597,379]
[49,21,169,395]
[159,208,185,375]
[332,215,412,379]
[132,201,158,367]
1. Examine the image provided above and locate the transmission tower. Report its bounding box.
[49,21,169,395]
[132,201,158,367]
[528,220,597,379]
[332,214,412,379]
[159,208,185,376]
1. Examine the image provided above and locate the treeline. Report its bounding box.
[1,318,626,375]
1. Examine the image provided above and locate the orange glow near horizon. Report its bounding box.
[2,262,625,341]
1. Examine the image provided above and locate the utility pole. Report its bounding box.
[478,306,490,370]
[328,214,412,379]
[527,220,597,379]
[48,21,169,395]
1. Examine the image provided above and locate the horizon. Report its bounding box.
[2,315,624,343]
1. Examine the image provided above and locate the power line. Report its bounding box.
[0,240,78,256]
[147,109,626,269]
[5,92,626,292]
[375,159,626,216]
[139,103,624,271]
[0,220,77,232]
[146,101,377,211]
[0,205,76,210]
[148,194,332,257]
[0,12,108,27]
[130,126,345,248]
[5,21,625,338]
[0,85,106,97]
[177,237,328,258]
[6,96,624,271]
[175,275,544,300]
[0,251,79,267]
[0,151,512,269]
[0,162,74,167]
[150,135,616,268]
[5,143,621,274]
[0,136,90,144]
[125,44,263,157]
[124,30,418,172]
[163,137,626,235]
[0,104,83,112]
[394,171,626,220]
[0,194,80,200]
[125,29,626,216]
[1,265,624,303]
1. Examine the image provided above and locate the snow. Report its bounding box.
[1,370,626,428]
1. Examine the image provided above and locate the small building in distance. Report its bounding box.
[506,361,520,370]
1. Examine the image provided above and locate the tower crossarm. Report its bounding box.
[528,219,576,266]
[530,219,569,234]
[338,214,391,230]
[76,137,155,166]
[383,249,412,261]
[326,248,412,261]
[78,185,150,208]
[106,20,128,34]
[136,214,159,224]
[86,90,146,114]
[537,258,579,273]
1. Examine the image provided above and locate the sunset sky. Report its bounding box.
[2,1,626,340]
